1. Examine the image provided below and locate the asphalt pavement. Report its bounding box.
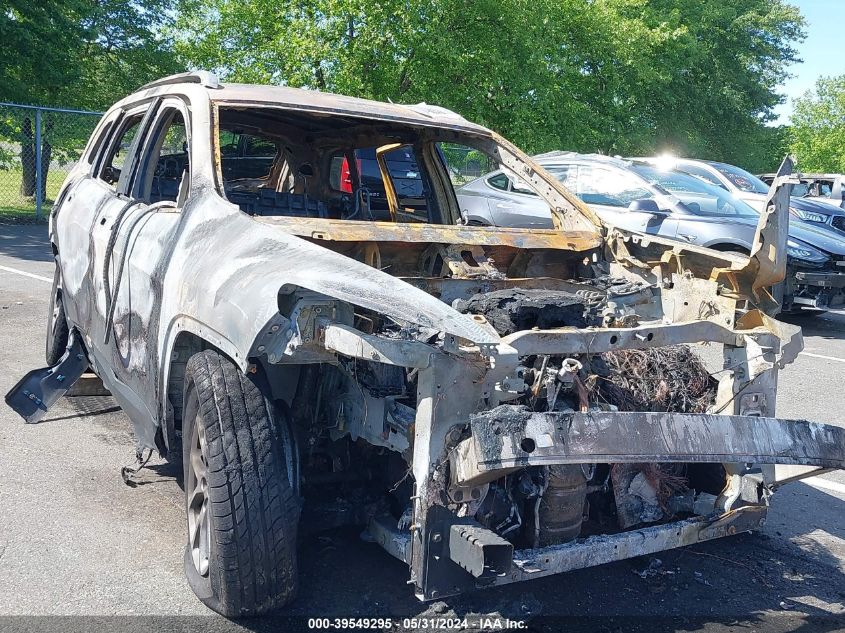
[1,224,844,631]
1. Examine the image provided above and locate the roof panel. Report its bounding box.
[210,83,491,135]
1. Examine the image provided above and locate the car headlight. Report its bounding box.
[786,238,829,263]
[790,207,830,223]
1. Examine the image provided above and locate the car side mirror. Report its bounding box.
[628,198,663,214]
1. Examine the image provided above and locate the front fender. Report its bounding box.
[160,193,499,363]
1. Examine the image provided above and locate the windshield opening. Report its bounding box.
[630,164,759,217]
[709,162,770,194]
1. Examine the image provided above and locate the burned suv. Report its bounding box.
[6,72,845,617]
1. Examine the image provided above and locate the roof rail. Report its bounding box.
[138,71,221,91]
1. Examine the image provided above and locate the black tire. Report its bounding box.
[45,265,69,365]
[182,349,300,617]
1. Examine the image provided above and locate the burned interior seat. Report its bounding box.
[226,188,328,218]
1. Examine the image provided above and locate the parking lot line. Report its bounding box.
[799,351,845,364]
[803,476,845,496]
[0,265,52,284]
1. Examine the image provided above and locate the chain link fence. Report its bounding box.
[0,103,102,222]
[438,142,497,186]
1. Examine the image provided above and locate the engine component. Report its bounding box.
[611,463,688,528]
[475,482,522,537]
[454,288,588,335]
[537,464,588,545]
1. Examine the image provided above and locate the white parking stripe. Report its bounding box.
[800,351,845,364]
[0,264,52,283]
[802,476,845,496]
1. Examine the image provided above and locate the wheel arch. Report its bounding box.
[705,241,751,255]
[158,318,240,457]
[159,319,302,458]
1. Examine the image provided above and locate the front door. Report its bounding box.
[88,100,191,445]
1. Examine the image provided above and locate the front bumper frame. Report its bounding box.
[325,307,842,601]
[791,269,845,309]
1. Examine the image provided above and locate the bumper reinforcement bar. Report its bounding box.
[453,407,845,486]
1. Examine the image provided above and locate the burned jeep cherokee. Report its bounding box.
[7,71,845,617]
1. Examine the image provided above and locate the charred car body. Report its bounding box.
[6,72,845,617]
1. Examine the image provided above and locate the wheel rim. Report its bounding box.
[187,413,210,577]
[49,294,61,338]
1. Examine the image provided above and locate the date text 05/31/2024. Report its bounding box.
[307,618,529,629]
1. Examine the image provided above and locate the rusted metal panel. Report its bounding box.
[502,321,745,356]
[749,157,794,309]
[323,323,434,368]
[369,515,411,564]
[254,216,602,250]
[211,84,494,136]
[493,506,767,586]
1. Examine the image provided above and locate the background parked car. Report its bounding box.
[656,158,845,235]
[457,152,845,312]
[759,172,845,210]
[329,145,424,218]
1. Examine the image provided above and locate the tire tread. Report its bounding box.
[184,350,299,616]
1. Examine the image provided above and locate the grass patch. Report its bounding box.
[0,167,69,224]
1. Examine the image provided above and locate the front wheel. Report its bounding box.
[182,349,300,617]
[45,265,69,365]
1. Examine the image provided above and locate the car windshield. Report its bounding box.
[630,164,759,218]
[709,162,770,194]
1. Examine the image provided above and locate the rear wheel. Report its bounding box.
[45,265,69,365]
[182,349,300,617]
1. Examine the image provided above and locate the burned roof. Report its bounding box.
[133,71,491,135]
[212,83,491,135]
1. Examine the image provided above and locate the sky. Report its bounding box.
[771,0,845,125]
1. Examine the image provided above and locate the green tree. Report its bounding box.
[0,0,181,201]
[1,0,180,108]
[790,74,845,173]
[174,0,803,170]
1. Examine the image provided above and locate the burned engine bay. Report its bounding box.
[294,255,723,548]
[248,213,841,604]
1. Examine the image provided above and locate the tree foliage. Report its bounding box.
[175,0,804,171]
[0,1,181,203]
[0,0,180,110]
[790,75,845,173]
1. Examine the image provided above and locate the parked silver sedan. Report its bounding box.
[457,153,845,311]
